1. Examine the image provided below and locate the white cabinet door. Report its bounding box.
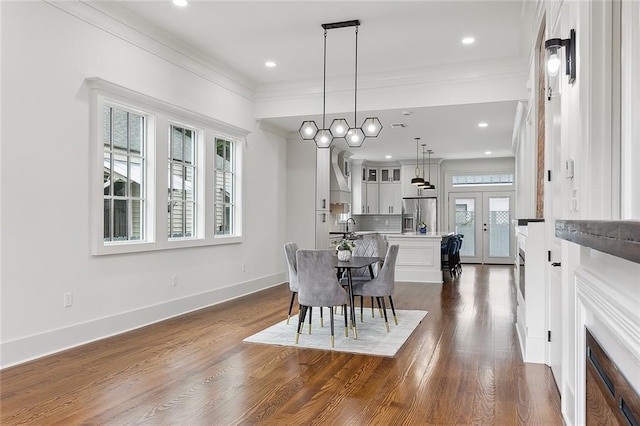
[367,167,379,183]
[315,211,329,249]
[380,183,402,214]
[316,148,329,211]
[390,183,401,213]
[351,162,365,214]
[391,167,401,183]
[366,182,379,214]
[380,184,393,214]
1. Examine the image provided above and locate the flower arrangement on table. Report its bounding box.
[335,239,355,261]
[418,222,428,234]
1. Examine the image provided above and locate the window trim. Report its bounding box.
[88,78,248,255]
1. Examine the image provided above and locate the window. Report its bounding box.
[90,78,245,254]
[103,105,146,243]
[215,138,235,235]
[168,125,197,239]
[452,174,514,187]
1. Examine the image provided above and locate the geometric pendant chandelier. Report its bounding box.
[299,19,382,149]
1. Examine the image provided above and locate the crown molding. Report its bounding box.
[255,56,528,103]
[45,0,256,101]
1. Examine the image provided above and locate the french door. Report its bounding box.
[448,191,515,264]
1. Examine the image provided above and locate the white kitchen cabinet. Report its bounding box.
[316,148,330,211]
[367,167,379,183]
[351,161,366,214]
[365,182,379,214]
[379,183,401,214]
[315,210,330,249]
[380,167,401,183]
[315,148,330,249]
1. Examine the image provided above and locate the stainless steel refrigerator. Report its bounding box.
[402,197,437,233]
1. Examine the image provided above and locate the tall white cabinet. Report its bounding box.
[315,149,330,249]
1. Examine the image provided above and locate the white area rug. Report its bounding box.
[243,309,428,357]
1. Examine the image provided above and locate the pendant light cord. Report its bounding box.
[354,25,359,126]
[422,145,426,182]
[322,29,327,130]
[415,138,420,177]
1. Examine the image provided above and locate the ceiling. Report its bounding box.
[105,0,533,161]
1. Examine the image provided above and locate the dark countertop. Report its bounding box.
[555,220,640,264]
[517,218,545,226]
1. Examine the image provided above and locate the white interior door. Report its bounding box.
[448,192,514,264]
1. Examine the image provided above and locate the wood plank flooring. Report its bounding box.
[1,265,562,425]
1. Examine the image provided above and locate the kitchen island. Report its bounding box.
[385,232,452,283]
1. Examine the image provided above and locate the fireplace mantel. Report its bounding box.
[556,219,640,425]
[555,220,640,264]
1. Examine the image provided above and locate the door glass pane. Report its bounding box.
[454,198,475,257]
[488,197,510,257]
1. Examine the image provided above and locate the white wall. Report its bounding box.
[515,1,640,425]
[0,2,287,367]
[285,137,316,250]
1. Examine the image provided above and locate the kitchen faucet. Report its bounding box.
[346,217,356,234]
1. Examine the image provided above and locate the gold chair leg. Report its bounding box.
[295,333,300,344]
[353,327,358,340]
[320,317,324,328]
[344,327,349,337]
[393,315,398,326]
[286,315,290,325]
[331,335,335,348]
[385,322,390,332]
[308,323,312,334]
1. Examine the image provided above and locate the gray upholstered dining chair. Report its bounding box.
[295,249,348,347]
[283,242,299,324]
[284,242,324,330]
[351,244,400,332]
[339,236,385,319]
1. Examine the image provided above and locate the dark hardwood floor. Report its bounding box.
[1,265,562,425]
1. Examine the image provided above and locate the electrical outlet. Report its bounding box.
[172,275,178,286]
[64,292,73,308]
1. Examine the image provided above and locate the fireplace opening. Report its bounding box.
[585,328,640,425]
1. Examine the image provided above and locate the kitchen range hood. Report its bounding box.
[329,147,351,204]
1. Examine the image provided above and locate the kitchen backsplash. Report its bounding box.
[351,214,402,233]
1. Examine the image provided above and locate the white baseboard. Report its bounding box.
[0,273,285,369]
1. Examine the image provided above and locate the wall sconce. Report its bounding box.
[545,29,576,84]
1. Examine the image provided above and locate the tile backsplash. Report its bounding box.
[351,214,402,233]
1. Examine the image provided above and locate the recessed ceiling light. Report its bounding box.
[173,0,188,7]
[478,122,488,128]
[385,155,392,159]
[265,61,276,68]
[485,151,492,155]
[462,37,475,45]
